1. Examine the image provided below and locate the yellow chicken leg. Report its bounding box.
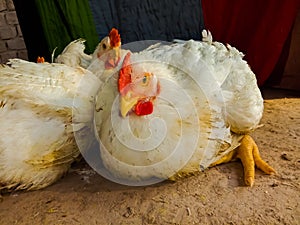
[210,135,276,186]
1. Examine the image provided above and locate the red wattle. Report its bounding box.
[134,101,153,116]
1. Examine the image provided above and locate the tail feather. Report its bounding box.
[55,38,92,68]
[202,29,213,43]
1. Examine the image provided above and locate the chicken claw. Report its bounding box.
[211,135,276,186]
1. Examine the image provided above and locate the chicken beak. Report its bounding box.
[112,46,120,64]
[120,94,139,118]
[105,47,121,69]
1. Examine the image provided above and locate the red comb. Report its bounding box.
[37,56,45,63]
[118,52,132,94]
[109,28,121,48]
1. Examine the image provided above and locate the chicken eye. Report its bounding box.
[142,75,149,85]
[102,43,107,50]
[143,76,147,83]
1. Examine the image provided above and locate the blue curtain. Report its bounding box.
[14,0,204,61]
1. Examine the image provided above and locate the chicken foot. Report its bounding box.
[210,135,276,187]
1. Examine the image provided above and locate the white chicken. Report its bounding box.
[0,29,122,191]
[0,60,99,191]
[55,28,122,77]
[92,30,275,186]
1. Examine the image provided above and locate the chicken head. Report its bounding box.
[118,52,160,117]
[92,28,121,69]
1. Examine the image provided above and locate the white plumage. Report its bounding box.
[93,30,264,183]
[0,28,269,189]
[0,28,123,191]
[0,59,99,190]
[186,30,263,133]
[54,38,92,68]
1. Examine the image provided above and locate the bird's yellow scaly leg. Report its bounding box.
[209,150,237,167]
[236,135,256,186]
[251,138,276,175]
[236,135,276,187]
[209,134,276,187]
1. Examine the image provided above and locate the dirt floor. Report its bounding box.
[0,88,299,225]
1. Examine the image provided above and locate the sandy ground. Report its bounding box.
[0,88,299,225]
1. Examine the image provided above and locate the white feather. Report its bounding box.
[55,38,92,68]
[0,59,100,190]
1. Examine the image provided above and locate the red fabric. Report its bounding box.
[202,0,300,86]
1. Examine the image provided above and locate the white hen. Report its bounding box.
[92,30,275,186]
[0,28,124,191]
[0,59,100,191]
[55,28,122,78]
